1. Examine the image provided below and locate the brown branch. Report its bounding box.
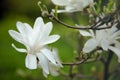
[62,59,85,66]
[69,65,74,79]
[45,12,116,30]
[62,47,103,66]
[48,14,94,30]
[62,56,101,66]
[74,73,97,79]
[103,49,114,80]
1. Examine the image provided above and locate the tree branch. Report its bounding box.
[103,49,114,80]
[44,12,116,30]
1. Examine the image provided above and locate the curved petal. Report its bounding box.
[41,35,60,46]
[109,46,120,62]
[23,23,33,32]
[11,43,27,53]
[51,0,69,6]
[86,0,93,3]
[79,30,92,36]
[101,39,110,51]
[43,70,48,78]
[37,53,49,77]
[65,6,81,12]
[89,30,95,37]
[96,30,105,41]
[49,63,59,76]
[108,23,117,34]
[111,31,120,39]
[83,38,98,53]
[114,41,120,49]
[25,54,37,69]
[52,9,71,13]
[9,24,33,53]
[44,22,53,36]
[33,17,44,32]
[82,0,93,7]
[33,17,45,42]
[52,9,78,13]
[8,30,23,43]
[16,21,31,35]
[36,22,53,43]
[52,48,63,67]
[41,48,56,64]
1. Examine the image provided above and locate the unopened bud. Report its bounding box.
[42,11,49,17]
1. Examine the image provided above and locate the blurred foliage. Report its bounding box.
[0,0,120,80]
[116,0,120,9]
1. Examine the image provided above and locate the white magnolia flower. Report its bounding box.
[51,0,94,13]
[38,48,63,77]
[79,23,120,62]
[8,17,62,77]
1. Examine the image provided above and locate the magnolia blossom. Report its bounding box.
[8,17,62,77]
[38,48,63,77]
[79,23,120,62]
[51,0,94,13]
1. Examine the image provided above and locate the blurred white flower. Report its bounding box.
[38,48,63,77]
[8,17,62,77]
[79,23,120,62]
[51,0,94,13]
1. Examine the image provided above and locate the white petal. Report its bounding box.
[16,21,31,35]
[86,0,93,3]
[51,0,69,6]
[36,22,56,45]
[96,30,105,41]
[9,30,30,51]
[8,30,23,43]
[65,5,77,11]
[23,23,32,32]
[108,23,117,34]
[83,38,98,53]
[114,41,120,49]
[79,30,92,36]
[109,46,120,62]
[52,48,63,67]
[43,71,48,78]
[111,31,120,39]
[82,0,93,7]
[37,53,49,76]
[41,35,60,46]
[89,30,95,37]
[49,63,59,76]
[52,9,68,13]
[11,43,27,53]
[52,9,78,13]
[41,48,56,64]
[33,17,45,42]
[44,22,53,36]
[25,54,37,69]
[115,36,120,40]
[101,39,110,51]
[33,17,44,31]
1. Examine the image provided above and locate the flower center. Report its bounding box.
[28,46,41,55]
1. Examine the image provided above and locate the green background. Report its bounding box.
[0,0,120,80]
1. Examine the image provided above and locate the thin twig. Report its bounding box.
[69,65,74,80]
[45,12,116,30]
[62,47,103,66]
[62,59,85,66]
[62,56,101,66]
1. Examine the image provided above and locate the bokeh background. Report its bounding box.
[0,0,120,80]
